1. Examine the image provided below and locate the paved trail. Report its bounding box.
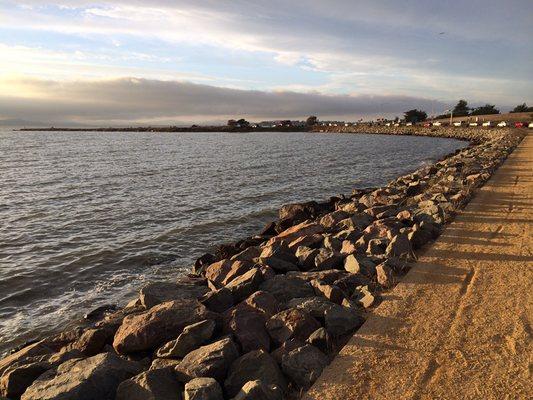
[306,132,532,400]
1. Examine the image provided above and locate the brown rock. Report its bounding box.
[266,309,320,344]
[344,254,376,276]
[376,262,395,288]
[224,304,271,352]
[156,319,216,359]
[21,352,142,400]
[140,281,209,308]
[205,259,233,288]
[259,276,314,304]
[385,233,413,258]
[176,338,240,382]
[244,291,280,317]
[200,287,234,313]
[288,234,323,250]
[226,267,265,303]
[281,345,328,389]
[224,350,286,397]
[113,300,212,354]
[314,248,342,270]
[295,246,319,271]
[232,380,283,400]
[310,280,344,304]
[116,368,183,400]
[184,377,223,400]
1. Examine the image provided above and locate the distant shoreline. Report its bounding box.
[16,126,309,133]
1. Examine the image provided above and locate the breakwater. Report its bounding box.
[0,127,526,399]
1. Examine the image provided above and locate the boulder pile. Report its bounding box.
[0,127,525,399]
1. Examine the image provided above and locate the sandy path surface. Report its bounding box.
[306,131,532,400]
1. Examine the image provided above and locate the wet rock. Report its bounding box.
[140,281,209,308]
[184,377,223,400]
[259,275,314,304]
[314,248,342,270]
[310,280,344,304]
[200,287,234,313]
[376,262,395,288]
[344,254,376,276]
[156,320,216,359]
[231,379,283,400]
[113,299,212,354]
[266,309,320,344]
[224,350,286,398]
[84,304,118,322]
[116,368,183,400]
[244,291,280,318]
[194,253,217,275]
[223,304,271,352]
[281,345,328,389]
[176,337,239,382]
[324,306,365,337]
[279,201,321,222]
[385,233,413,258]
[295,246,319,271]
[21,352,142,400]
[306,327,331,354]
[226,267,265,303]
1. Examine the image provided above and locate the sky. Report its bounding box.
[0,0,532,126]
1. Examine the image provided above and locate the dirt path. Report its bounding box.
[306,132,532,400]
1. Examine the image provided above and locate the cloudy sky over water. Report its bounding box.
[0,0,532,125]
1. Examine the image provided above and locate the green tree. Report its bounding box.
[306,116,318,126]
[403,109,427,123]
[453,99,470,117]
[470,104,500,116]
[510,103,532,113]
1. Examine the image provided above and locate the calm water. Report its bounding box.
[0,130,466,352]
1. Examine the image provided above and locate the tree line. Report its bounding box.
[404,100,532,123]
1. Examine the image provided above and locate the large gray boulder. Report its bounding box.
[224,350,286,398]
[176,338,239,382]
[156,320,216,359]
[113,299,212,354]
[115,368,183,400]
[21,352,141,400]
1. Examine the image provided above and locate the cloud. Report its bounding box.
[0,77,449,126]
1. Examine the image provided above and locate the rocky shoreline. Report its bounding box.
[0,127,526,400]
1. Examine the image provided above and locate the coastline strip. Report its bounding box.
[305,132,532,399]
